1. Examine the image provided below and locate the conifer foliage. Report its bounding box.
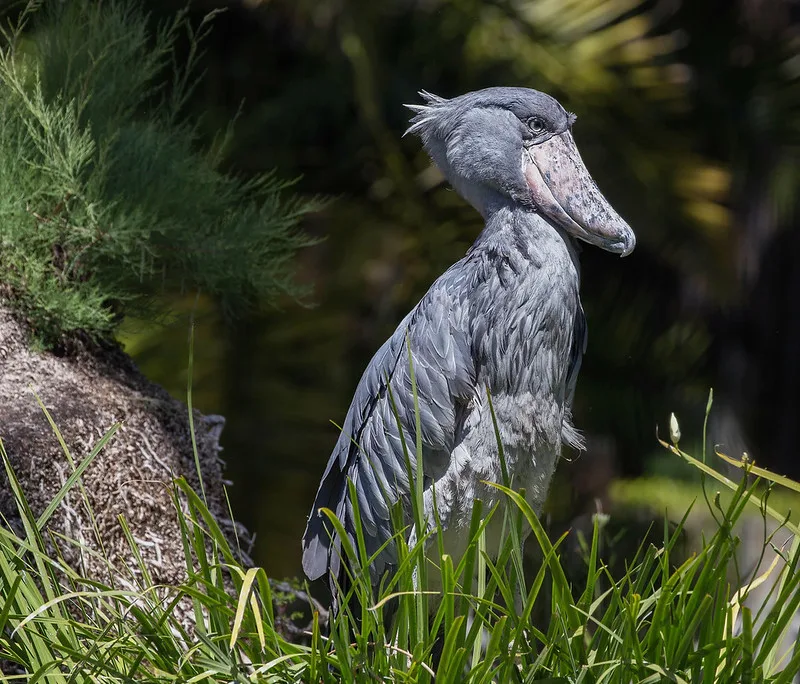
[0,1,317,346]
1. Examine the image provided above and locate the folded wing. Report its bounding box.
[301,270,476,594]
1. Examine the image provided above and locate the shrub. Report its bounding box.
[0,1,318,346]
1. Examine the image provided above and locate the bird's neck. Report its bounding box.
[471,202,580,268]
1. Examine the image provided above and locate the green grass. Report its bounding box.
[1,390,799,682]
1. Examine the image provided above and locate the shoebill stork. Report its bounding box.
[302,87,635,608]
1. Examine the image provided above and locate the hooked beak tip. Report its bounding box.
[617,231,636,257]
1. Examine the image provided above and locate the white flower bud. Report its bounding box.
[669,412,681,445]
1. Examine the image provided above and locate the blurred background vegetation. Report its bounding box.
[9,0,800,578]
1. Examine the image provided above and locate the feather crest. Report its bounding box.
[403,89,449,137]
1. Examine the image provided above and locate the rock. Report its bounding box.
[0,303,327,660]
[0,304,249,598]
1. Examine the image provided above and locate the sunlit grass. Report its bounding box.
[1,386,799,682]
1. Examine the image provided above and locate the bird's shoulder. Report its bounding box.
[345,259,480,454]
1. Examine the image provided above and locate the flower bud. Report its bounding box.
[669,413,681,445]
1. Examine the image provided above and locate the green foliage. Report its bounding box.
[0,1,318,346]
[1,381,800,681]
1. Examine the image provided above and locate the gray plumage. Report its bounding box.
[302,87,635,603]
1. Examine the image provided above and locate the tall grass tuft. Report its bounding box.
[1,388,799,681]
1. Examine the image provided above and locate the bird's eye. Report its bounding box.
[527,117,545,134]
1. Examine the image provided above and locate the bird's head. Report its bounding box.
[406,87,635,256]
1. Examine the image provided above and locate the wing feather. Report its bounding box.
[561,302,587,450]
[301,269,476,592]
